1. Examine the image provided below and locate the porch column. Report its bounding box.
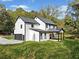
[58,33,59,41]
[60,30,64,41]
[46,33,49,39]
[61,32,64,41]
[42,33,45,39]
[62,32,64,40]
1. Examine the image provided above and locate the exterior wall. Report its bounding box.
[35,17,46,30]
[28,30,39,42]
[34,17,57,30]
[34,24,39,29]
[14,18,25,35]
[46,24,57,30]
[46,33,50,39]
[48,25,53,29]
[46,24,53,30]
[14,17,58,41]
[40,33,50,41]
[25,23,39,41]
[53,26,57,29]
[25,24,31,40]
[53,33,58,38]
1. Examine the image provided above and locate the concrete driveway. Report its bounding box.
[0,37,23,45]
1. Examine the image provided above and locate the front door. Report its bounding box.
[49,33,54,39]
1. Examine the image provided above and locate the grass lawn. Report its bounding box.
[0,35,14,40]
[0,39,79,59]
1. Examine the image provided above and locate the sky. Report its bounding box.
[0,0,73,19]
[0,0,73,11]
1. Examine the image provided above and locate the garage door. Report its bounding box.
[15,34,24,40]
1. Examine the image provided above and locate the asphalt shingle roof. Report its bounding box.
[37,16,55,25]
[30,28,61,33]
[20,16,39,24]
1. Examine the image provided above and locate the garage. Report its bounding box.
[15,34,24,40]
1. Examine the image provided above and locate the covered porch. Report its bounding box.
[39,30,64,41]
[30,28,64,41]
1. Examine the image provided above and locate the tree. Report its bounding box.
[0,4,14,33]
[70,0,79,33]
[64,15,76,33]
[3,12,14,33]
[63,0,79,34]
[38,6,62,25]
[39,6,61,19]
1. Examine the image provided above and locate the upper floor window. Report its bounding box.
[49,25,53,29]
[40,33,42,39]
[45,33,46,39]
[21,24,22,29]
[31,24,34,28]
[46,25,48,28]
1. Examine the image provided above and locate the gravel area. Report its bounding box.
[0,37,23,45]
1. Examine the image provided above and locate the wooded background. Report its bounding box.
[0,0,79,37]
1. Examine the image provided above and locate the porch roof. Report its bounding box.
[30,28,61,33]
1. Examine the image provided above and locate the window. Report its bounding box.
[49,25,53,29]
[46,25,48,28]
[40,33,42,39]
[45,33,46,39]
[31,24,34,28]
[21,24,22,29]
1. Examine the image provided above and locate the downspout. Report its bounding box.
[24,23,26,41]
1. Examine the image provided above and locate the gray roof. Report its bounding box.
[37,16,56,25]
[19,16,39,24]
[30,28,61,33]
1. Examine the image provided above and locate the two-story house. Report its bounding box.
[14,16,64,41]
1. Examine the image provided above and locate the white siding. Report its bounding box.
[40,33,49,41]
[25,24,31,40]
[35,17,46,30]
[25,24,39,40]
[27,30,39,42]
[49,25,54,29]
[34,24,39,29]
[54,26,57,29]
[14,16,58,41]
[14,18,25,35]
[35,17,56,30]
[46,24,55,30]
[46,33,50,39]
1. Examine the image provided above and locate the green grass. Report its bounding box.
[0,35,14,40]
[0,39,79,59]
